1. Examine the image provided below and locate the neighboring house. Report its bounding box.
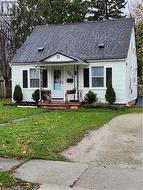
[10,18,138,105]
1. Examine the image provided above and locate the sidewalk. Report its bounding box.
[1,158,143,189]
[13,159,143,190]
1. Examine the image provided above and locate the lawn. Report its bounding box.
[0,99,46,124]
[0,99,142,160]
[0,100,142,189]
[0,171,37,189]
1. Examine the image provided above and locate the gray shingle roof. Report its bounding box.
[11,18,134,64]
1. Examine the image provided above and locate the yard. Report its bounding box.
[0,99,142,161]
[0,99,46,124]
[0,171,36,189]
[0,99,142,189]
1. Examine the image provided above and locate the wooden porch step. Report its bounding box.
[38,101,81,109]
[50,101,66,104]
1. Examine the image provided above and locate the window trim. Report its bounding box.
[29,68,40,89]
[91,66,105,88]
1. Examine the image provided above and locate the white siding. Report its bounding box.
[12,61,127,104]
[81,61,127,104]
[126,28,138,103]
[45,53,75,62]
[11,64,78,102]
[12,65,43,101]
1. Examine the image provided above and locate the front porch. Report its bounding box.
[35,53,88,106]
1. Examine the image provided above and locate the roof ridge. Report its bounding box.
[35,18,134,29]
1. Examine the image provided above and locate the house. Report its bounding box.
[10,18,138,105]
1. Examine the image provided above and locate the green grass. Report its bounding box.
[0,108,120,160]
[0,106,142,160]
[0,99,142,160]
[0,171,15,188]
[0,171,36,189]
[0,99,142,189]
[0,99,46,124]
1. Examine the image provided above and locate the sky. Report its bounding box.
[125,0,143,14]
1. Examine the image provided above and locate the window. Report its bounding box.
[30,69,40,88]
[106,68,112,87]
[42,70,48,88]
[84,68,89,87]
[54,69,62,90]
[23,70,28,88]
[92,67,104,87]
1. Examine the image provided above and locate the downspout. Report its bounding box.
[77,65,79,101]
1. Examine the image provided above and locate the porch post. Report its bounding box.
[74,65,76,101]
[39,67,42,101]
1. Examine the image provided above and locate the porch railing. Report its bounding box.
[65,89,83,102]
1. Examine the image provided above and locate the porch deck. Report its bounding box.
[38,101,81,109]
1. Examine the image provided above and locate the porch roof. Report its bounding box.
[37,52,88,66]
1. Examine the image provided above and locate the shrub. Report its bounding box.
[32,89,40,102]
[84,90,97,104]
[105,81,116,104]
[13,85,23,103]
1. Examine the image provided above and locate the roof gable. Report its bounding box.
[11,18,134,64]
[41,52,77,63]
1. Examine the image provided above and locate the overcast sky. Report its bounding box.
[125,0,143,14]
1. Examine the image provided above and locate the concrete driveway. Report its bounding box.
[12,113,143,189]
[62,113,143,167]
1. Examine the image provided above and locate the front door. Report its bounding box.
[52,67,64,99]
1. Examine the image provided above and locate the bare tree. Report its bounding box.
[0,0,16,97]
[132,3,143,81]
